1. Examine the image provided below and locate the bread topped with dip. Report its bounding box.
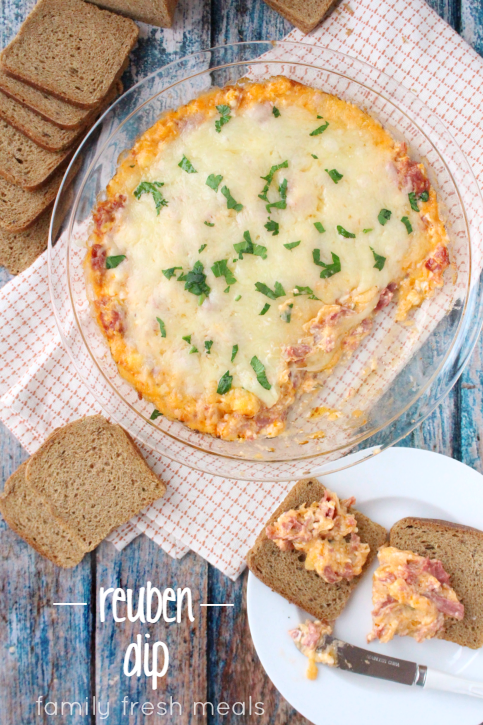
[384,517,483,649]
[246,477,387,621]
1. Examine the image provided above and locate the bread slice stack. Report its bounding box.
[247,478,387,621]
[0,415,167,567]
[0,0,139,274]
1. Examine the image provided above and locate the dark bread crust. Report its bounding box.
[247,478,387,621]
[262,0,336,34]
[390,517,483,649]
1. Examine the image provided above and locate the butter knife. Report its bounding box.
[312,635,483,698]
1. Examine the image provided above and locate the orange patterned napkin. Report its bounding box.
[1,0,482,579]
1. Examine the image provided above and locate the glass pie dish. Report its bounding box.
[48,41,483,481]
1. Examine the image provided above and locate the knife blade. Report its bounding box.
[315,635,425,686]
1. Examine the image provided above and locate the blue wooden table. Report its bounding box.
[1,0,482,723]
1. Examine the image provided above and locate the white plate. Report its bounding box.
[247,447,483,725]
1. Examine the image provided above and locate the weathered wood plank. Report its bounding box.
[0,529,93,725]
[94,3,211,723]
[211,0,292,46]
[461,0,483,56]
[426,0,460,29]
[0,2,93,723]
[207,568,308,725]
[95,542,207,724]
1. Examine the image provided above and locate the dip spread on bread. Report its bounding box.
[289,619,336,679]
[368,546,464,643]
[266,488,370,583]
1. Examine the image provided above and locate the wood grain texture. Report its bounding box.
[207,569,308,725]
[1,0,482,724]
[95,541,208,723]
[0,530,93,725]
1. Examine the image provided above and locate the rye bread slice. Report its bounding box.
[0,461,85,568]
[1,0,138,109]
[0,68,115,129]
[26,415,167,552]
[0,206,51,274]
[0,79,122,152]
[247,478,387,621]
[85,0,179,28]
[0,167,59,232]
[262,0,336,34]
[0,152,81,234]
[0,119,73,190]
[390,517,483,649]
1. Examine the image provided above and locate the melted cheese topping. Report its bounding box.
[85,77,449,440]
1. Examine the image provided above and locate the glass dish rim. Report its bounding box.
[48,40,483,476]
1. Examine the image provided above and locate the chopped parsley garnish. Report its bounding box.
[162,266,182,280]
[325,168,343,184]
[224,286,230,293]
[266,178,288,214]
[265,218,279,236]
[401,216,413,234]
[313,249,341,278]
[204,221,215,227]
[189,346,198,354]
[133,181,168,214]
[217,370,233,395]
[337,225,355,238]
[198,244,207,253]
[281,303,293,323]
[178,261,211,304]
[221,185,243,212]
[310,120,329,136]
[408,192,419,212]
[371,247,386,270]
[272,106,281,117]
[105,254,126,269]
[206,174,223,191]
[234,295,241,302]
[363,228,373,234]
[156,317,166,338]
[250,356,271,390]
[212,259,237,286]
[419,190,429,202]
[205,340,213,354]
[215,104,232,133]
[260,303,270,315]
[255,281,285,299]
[150,409,162,420]
[182,334,192,343]
[178,155,197,173]
[231,344,238,362]
[284,241,301,250]
[294,285,320,300]
[378,208,392,225]
[314,222,325,234]
[311,154,318,159]
[259,161,289,202]
[234,230,267,260]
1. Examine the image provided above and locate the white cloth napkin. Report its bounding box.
[1,0,483,579]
